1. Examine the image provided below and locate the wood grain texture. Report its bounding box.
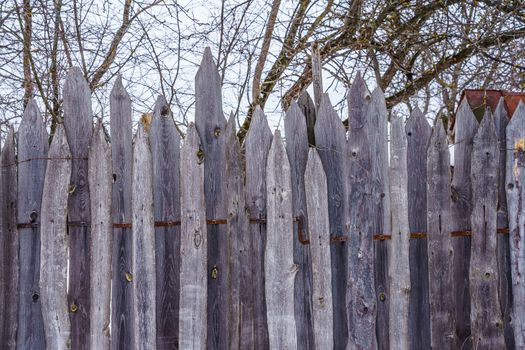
[469,110,505,350]
[39,125,72,350]
[388,114,410,350]
[506,101,525,348]
[346,74,377,349]
[244,106,272,349]
[109,76,133,350]
[1,128,19,350]
[297,91,316,146]
[265,130,298,350]
[284,101,314,350]
[494,98,515,349]
[311,44,323,110]
[150,96,181,349]
[427,120,456,349]
[132,121,156,349]
[16,99,48,350]
[194,47,228,350]
[63,67,93,350]
[451,99,478,349]
[88,121,113,350]
[405,107,431,350]
[224,115,249,348]
[304,149,333,350]
[179,124,207,350]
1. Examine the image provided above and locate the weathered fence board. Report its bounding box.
[427,120,456,349]
[40,125,72,350]
[132,120,156,349]
[305,148,333,350]
[469,110,505,349]
[405,106,431,350]
[109,76,133,350]
[388,114,410,350]
[297,91,316,146]
[16,99,47,350]
[284,101,314,349]
[179,124,207,350]
[506,101,525,348]
[244,106,272,348]
[494,97,515,349]
[451,99,478,349]
[314,94,347,349]
[150,95,181,349]
[88,121,112,350]
[1,129,19,349]
[195,47,228,350]
[224,115,249,348]
[346,74,377,349]
[265,130,298,349]
[63,67,93,350]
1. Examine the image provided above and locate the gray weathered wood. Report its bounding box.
[369,87,391,350]
[150,95,181,349]
[427,119,456,349]
[16,99,48,350]
[297,91,316,146]
[506,100,525,348]
[88,121,112,350]
[346,74,377,349]
[469,110,505,349]
[244,106,272,349]
[63,67,93,350]
[451,99,478,349]
[109,76,133,350]
[388,114,410,350]
[39,125,72,350]
[194,47,228,350]
[179,124,207,350]
[494,98,514,349]
[311,43,323,110]
[224,114,249,348]
[405,106,431,350]
[304,148,333,350]
[131,120,156,349]
[265,130,298,350]
[314,94,347,349]
[284,101,314,350]
[1,128,19,350]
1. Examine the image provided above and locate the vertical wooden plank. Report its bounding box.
[369,87,391,350]
[297,91,316,146]
[388,114,410,350]
[16,99,48,350]
[494,98,515,349]
[314,94,347,349]
[179,124,207,350]
[346,74,377,349]
[109,76,133,350]
[88,121,112,350]
[224,115,249,348]
[63,67,93,350]
[265,130,298,349]
[304,148,333,350]
[131,119,156,349]
[244,107,272,349]
[40,125,72,350]
[469,110,505,349]
[506,100,525,348]
[194,47,228,350]
[451,99,478,349]
[150,95,181,349]
[405,107,431,350]
[284,101,314,349]
[427,120,456,349]
[311,43,323,110]
[1,128,19,349]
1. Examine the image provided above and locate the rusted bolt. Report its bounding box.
[379,293,386,302]
[32,293,39,302]
[211,266,218,279]
[70,303,78,313]
[214,127,221,137]
[125,272,133,282]
[30,211,38,222]
[197,148,205,164]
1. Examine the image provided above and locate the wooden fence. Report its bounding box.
[0,47,523,350]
